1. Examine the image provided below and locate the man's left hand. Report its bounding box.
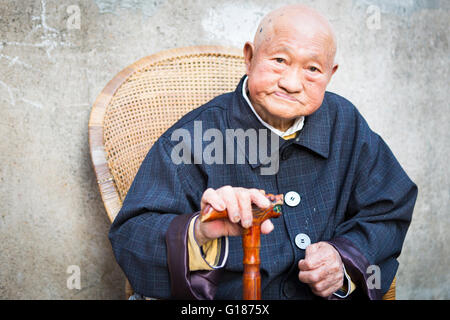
[298,242,344,298]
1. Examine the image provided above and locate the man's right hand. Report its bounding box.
[194,186,275,246]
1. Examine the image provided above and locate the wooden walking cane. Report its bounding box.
[200,193,284,300]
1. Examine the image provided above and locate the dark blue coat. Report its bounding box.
[109,76,417,300]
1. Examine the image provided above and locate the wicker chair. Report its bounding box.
[88,45,396,300]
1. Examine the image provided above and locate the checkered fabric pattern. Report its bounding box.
[109,76,417,299]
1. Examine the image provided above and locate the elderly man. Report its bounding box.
[109,5,417,300]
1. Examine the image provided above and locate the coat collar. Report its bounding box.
[226,76,331,168]
[292,93,331,159]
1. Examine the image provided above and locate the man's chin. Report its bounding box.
[265,104,311,119]
[265,110,304,124]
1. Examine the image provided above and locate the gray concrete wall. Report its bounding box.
[0,0,448,299]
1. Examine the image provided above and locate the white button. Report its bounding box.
[285,191,301,207]
[295,233,311,250]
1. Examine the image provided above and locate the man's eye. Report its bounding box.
[309,66,319,72]
[275,58,285,63]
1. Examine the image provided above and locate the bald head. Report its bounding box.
[242,4,339,131]
[253,5,337,67]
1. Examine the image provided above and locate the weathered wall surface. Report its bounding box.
[0,0,448,299]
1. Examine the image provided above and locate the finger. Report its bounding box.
[311,277,343,298]
[298,257,320,271]
[249,189,271,208]
[261,219,274,234]
[299,263,344,295]
[218,186,240,223]
[298,265,328,284]
[310,279,330,297]
[302,243,330,269]
[298,259,310,271]
[236,189,253,228]
[201,188,226,212]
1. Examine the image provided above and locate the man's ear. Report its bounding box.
[331,63,339,76]
[327,63,339,84]
[243,41,255,75]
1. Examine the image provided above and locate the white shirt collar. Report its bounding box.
[242,76,305,138]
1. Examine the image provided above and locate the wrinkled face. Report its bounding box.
[244,20,337,124]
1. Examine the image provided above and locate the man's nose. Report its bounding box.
[278,68,303,93]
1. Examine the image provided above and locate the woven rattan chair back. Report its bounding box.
[88,45,395,300]
[89,46,245,222]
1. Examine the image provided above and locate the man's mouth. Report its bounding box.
[273,92,298,103]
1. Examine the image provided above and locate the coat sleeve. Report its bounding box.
[328,113,418,299]
[108,135,213,299]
